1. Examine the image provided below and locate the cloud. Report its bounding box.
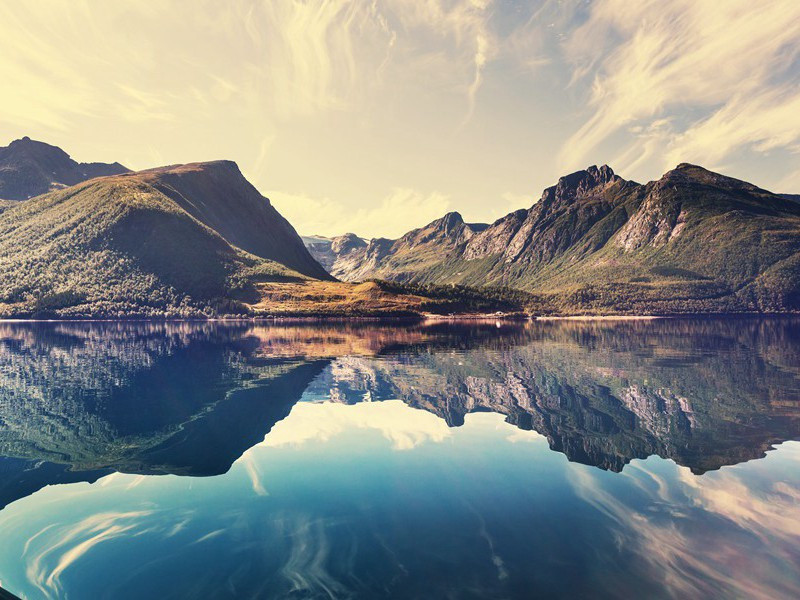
[23,510,153,598]
[568,443,800,599]
[0,0,497,132]
[255,400,452,451]
[560,0,800,176]
[268,187,452,238]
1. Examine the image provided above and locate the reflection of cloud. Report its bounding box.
[24,511,153,598]
[255,400,452,451]
[568,443,800,599]
[275,512,349,599]
[241,453,268,496]
[677,453,800,542]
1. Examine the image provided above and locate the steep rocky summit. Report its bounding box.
[323,164,800,313]
[0,137,129,200]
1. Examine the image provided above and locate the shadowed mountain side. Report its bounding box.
[0,137,128,200]
[131,162,331,280]
[317,165,800,313]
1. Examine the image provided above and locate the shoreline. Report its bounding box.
[0,312,798,324]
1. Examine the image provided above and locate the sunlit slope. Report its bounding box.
[332,164,800,313]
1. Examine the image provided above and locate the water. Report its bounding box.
[0,319,798,599]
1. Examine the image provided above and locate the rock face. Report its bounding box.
[303,233,368,279]
[321,164,800,312]
[304,212,489,282]
[0,137,129,200]
[464,164,625,265]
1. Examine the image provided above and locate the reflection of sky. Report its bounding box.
[0,402,798,600]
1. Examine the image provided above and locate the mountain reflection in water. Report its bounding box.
[0,319,798,599]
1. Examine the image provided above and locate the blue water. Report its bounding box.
[0,319,798,599]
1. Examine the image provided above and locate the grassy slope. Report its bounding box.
[134,162,333,281]
[0,177,308,318]
[0,171,522,319]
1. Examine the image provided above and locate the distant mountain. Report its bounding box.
[0,136,129,200]
[327,164,800,313]
[302,233,368,279]
[304,213,489,282]
[0,160,333,317]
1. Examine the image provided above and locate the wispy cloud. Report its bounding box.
[269,187,452,238]
[560,0,800,176]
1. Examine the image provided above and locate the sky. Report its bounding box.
[1,0,799,238]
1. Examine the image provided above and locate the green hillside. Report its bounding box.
[0,166,315,318]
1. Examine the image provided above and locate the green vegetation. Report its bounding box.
[0,172,310,318]
[371,280,534,314]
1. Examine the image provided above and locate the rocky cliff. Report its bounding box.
[318,164,800,313]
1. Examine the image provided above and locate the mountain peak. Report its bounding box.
[0,138,128,200]
[331,233,367,254]
[659,163,770,196]
[540,164,621,208]
[434,211,464,231]
[112,160,331,281]
[7,136,71,160]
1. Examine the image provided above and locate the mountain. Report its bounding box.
[302,233,368,279]
[130,161,331,280]
[304,213,489,282]
[0,157,512,318]
[0,136,129,200]
[327,164,800,313]
[0,160,335,317]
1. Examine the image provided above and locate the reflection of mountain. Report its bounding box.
[0,323,328,508]
[309,319,800,473]
[0,319,799,509]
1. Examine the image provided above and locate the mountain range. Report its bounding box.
[1,136,799,317]
[305,164,800,313]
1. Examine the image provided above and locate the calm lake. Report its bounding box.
[0,319,798,599]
